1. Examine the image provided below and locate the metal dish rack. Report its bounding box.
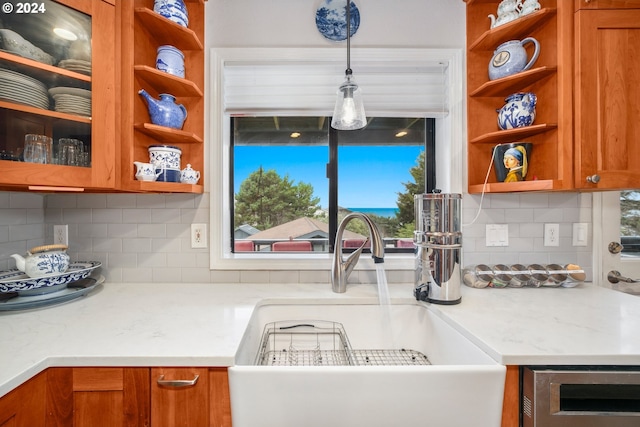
[255,320,431,367]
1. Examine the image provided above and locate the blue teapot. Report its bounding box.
[138,90,187,130]
[497,92,537,130]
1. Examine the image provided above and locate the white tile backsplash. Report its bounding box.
[0,190,593,283]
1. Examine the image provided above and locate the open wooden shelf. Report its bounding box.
[469,8,556,51]
[134,65,203,97]
[466,1,574,194]
[134,8,203,51]
[129,180,203,193]
[121,1,205,194]
[468,124,557,145]
[470,66,557,97]
[468,179,561,194]
[134,123,203,144]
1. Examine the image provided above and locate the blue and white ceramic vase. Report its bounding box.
[154,0,189,27]
[488,38,540,80]
[497,92,537,130]
[138,89,187,129]
[156,45,185,78]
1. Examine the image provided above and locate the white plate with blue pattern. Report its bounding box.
[315,0,360,42]
[0,274,104,311]
[0,261,102,294]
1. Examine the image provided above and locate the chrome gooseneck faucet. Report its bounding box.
[332,213,384,293]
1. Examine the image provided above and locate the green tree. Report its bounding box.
[234,166,321,230]
[394,150,426,234]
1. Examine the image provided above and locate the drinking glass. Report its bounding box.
[58,138,84,166]
[23,134,52,164]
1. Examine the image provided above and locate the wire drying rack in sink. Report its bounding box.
[255,320,431,367]
[256,320,355,366]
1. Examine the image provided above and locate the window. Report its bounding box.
[598,191,640,286]
[231,116,434,254]
[209,47,464,270]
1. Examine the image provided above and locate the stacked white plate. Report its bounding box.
[58,59,91,76]
[0,67,49,109]
[48,86,91,117]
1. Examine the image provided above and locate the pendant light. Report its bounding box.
[331,0,366,131]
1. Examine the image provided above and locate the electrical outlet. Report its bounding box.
[53,225,68,246]
[544,223,560,247]
[191,223,207,249]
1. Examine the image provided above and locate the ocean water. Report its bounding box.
[347,207,399,218]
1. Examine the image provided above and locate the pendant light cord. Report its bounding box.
[345,0,352,76]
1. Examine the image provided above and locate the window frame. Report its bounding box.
[208,47,465,271]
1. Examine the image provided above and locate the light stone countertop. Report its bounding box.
[2,281,640,397]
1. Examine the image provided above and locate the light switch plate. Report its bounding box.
[486,224,508,247]
[573,223,588,246]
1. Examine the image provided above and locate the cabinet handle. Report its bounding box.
[586,174,600,183]
[157,374,199,388]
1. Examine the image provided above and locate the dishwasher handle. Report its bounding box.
[156,374,199,388]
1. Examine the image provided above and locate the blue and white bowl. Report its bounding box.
[154,0,189,27]
[148,145,182,170]
[156,45,185,78]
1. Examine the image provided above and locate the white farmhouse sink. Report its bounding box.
[229,302,506,427]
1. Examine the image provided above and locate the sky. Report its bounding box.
[234,145,424,208]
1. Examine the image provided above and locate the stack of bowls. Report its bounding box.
[148,145,181,182]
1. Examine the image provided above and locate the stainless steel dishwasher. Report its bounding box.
[522,366,640,427]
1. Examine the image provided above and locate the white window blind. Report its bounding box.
[219,48,450,118]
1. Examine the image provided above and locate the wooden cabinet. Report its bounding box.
[151,367,208,427]
[0,367,232,427]
[150,367,232,427]
[575,0,639,9]
[118,0,205,193]
[573,6,640,189]
[465,0,574,193]
[45,367,151,427]
[0,371,47,427]
[466,0,640,194]
[0,0,116,192]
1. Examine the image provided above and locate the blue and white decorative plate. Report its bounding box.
[315,0,360,42]
[0,261,102,293]
[0,275,104,311]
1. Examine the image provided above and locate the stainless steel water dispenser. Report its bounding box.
[413,193,462,304]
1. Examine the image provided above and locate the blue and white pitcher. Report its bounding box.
[488,37,540,80]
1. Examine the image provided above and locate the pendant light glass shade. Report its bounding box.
[331,0,365,131]
[331,73,366,130]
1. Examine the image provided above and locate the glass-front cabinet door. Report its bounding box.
[0,0,115,190]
